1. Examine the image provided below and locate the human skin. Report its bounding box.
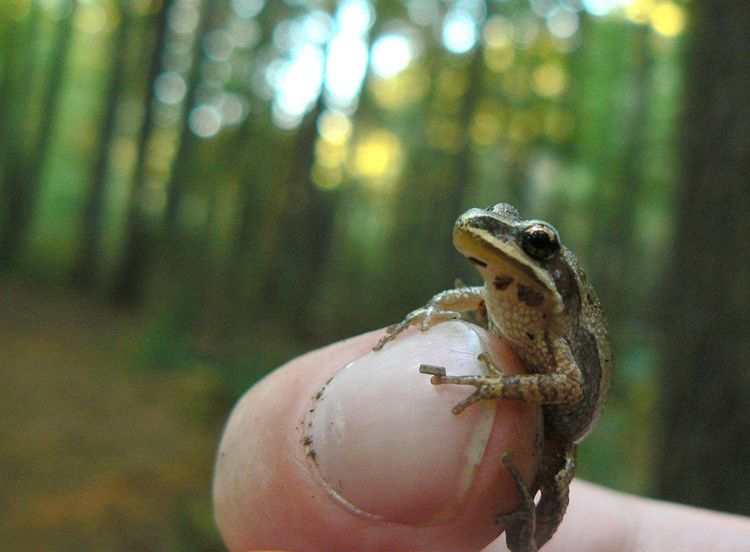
[212,322,750,552]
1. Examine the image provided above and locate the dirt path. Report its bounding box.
[0,278,224,550]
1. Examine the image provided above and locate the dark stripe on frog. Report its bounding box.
[517,283,545,307]
[466,241,549,291]
[469,256,487,267]
[493,275,514,290]
[545,328,603,442]
[556,248,584,318]
[467,214,515,237]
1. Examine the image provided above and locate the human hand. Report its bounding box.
[212,321,750,551]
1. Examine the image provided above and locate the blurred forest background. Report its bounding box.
[1,0,749,549]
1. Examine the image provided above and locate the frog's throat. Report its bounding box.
[454,227,564,314]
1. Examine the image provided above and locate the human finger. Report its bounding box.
[213,321,542,552]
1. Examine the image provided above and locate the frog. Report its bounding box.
[373,203,611,552]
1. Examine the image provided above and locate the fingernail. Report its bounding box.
[304,321,498,525]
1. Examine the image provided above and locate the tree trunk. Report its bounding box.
[437,45,484,284]
[594,24,653,316]
[222,122,261,312]
[112,1,172,305]
[0,4,70,268]
[71,5,130,289]
[655,1,750,515]
[162,0,216,236]
[261,96,336,336]
[0,14,26,270]
[219,3,279,321]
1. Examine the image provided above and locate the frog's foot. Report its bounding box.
[418,353,505,414]
[476,351,503,377]
[496,452,538,552]
[373,306,461,351]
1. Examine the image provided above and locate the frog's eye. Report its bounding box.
[521,223,560,261]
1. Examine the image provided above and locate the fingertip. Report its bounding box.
[213,322,541,551]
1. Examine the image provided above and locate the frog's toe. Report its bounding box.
[477,352,504,377]
[500,452,536,513]
[496,452,538,552]
[494,507,533,526]
[418,308,461,331]
[374,329,400,350]
[419,364,447,377]
[418,371,484,387]
[451,390,483,414]
[417,367,489,414]
[373,318,413,350]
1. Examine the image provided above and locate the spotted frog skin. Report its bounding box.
[374,203,612,552]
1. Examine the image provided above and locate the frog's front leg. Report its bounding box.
[419,338,583,414]
[373,286,484,351]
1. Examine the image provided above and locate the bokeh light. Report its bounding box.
[325,34,368,110]
[370,34,414,78]
[406,0,440,26]
[482,16,513,49]
[230,0,265,19]
[546,7,579,40]
[189,104,222,138]
[582,0,631,16]
[227,17,261,49]
[270,44,325,128]
[318,110,353,145]
[74,3,107,34]
[442,10,478,54]
[650,2,686,37]
[168,0,200,34]
[350,129,402,186]
[155,72,188,105]
[370,66,430,110]
[533,63,568,98]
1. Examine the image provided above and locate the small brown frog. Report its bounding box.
[374,203,612,552]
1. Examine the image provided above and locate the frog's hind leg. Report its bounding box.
[495,452,538,552]
[495,444,574,552]
[533,443,576,548]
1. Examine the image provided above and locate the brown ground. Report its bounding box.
[0,278,225,551]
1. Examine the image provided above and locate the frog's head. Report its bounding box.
[453,203,567,316]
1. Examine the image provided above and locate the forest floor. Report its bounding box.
[0,277,226,551]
